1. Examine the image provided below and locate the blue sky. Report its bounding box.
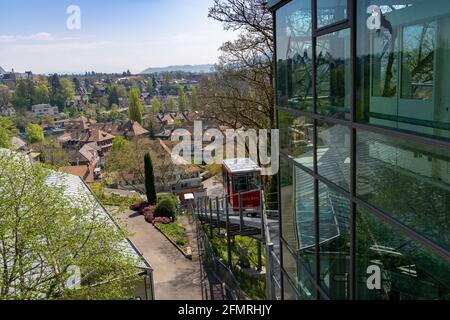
[0,0,236,74]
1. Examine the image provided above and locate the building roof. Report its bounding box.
[60,165,94,183]
[59,129,115,145]
[91,120,149,138]
[223,158,261,174]
[65,116,97,131]
[46,172,151,270]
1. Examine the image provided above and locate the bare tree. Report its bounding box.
[199,0,275,130]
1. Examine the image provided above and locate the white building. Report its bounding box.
[31,104,59,117]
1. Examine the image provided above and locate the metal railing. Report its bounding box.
[194,188,282,300]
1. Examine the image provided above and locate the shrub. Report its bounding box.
[130,200,149,212]
[154,198,176,220]
[153,217,171,225]
[157,194,179,209]
[143,206,156,223]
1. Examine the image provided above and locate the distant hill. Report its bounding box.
[0,66,6,74]
[140,64,214,74]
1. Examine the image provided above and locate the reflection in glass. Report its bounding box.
[318,182,351,299]
[279,110,314,169]
[280,158,316,274]
[356,130,450,250]
[317,121,351,191]
[317,0,347,28]
[356,207,450,300]
[276,0,313,111]
[401,22,436,101]
[317,29,351,119]
[357,0,450,140]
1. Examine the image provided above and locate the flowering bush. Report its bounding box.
[130,201,149,213]
[143,206,156,223]
[153,217,171,225]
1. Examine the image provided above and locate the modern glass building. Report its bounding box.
[268,0,450,300]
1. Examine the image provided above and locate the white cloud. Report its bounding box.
[0,32,52,42]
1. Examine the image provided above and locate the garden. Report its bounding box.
[129,193,191,255]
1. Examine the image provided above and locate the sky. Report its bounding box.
[0,0,237,74]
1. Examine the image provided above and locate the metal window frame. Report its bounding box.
[274,0,450,301]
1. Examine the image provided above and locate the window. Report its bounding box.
[317,0,348,28]
[280,157,316,274]
[401,21,436,101]
[317,121,351,191]
[279,110,314,169]
[318,182,351,299]
[356,207,450,300]
[276,0,313,112]
[357,0,450,140]
[316,29,351,119]
[356,129,450,250]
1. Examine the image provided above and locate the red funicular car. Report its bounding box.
[222,158,261,211]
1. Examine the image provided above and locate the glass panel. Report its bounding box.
[280,158,316,274]
[318,182,351,299]
[279,110,314,169]
[283,244,298,283]
[401,21,436,101]
[357,0,450,140]
[283,275,300,300]
[276,0,313,112]
[317,29,351,119]
[317,0,348,28]
[356,129,450,250]
[317,121,351,191]
[356,207,450,300]
[282,243,316,300]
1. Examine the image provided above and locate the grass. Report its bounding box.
[203,225,267,300]
[156,222,188,247]
[89,182,143,212]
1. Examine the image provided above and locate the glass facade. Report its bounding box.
[273,0,450,300]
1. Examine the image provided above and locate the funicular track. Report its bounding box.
[193,188,281,300]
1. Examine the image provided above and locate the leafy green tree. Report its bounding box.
[0,116,19,137]
[173,118,182,128]
[25,123,44,144]
[13,79,33,109]
[49,75,74,109]
[0,126,11,148]
[178,85,187,113]
[191,86,199,111]
[144,153,157,205]
[61,78,75,101]
[69,105,79,118]
[115,85,127,99]
[33,81,50,104]
[39,114,55,128]
[0,152,140,300]
[0,85,11,106]
[128,88,143,124]
[167,97,176,112]
[151,97,162,113]
[108,86,120,107]
[146,79,153,93]
[37,140,68,168]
